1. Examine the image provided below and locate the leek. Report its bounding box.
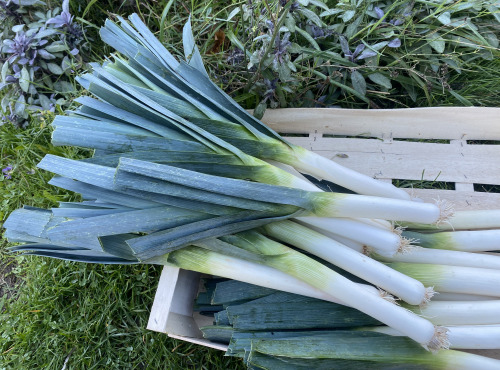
[403,300,500,326]
[113,157,443,223]
[211,280,277,305]
[368,325,500,350]
[377,247,500,270]
[93,14,412,200]
[296,216,409,256]
[249,332,499,368]
[211,231,442,347]
[432,293,497,301]
[389,263,500,297]
[261,221,431,305]
[403,230,500,252]
[6,207,444,348]
[202,279,500,362]
[400,209,500,231]
[224,300,380,330]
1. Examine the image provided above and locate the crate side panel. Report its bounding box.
[168,334,228,351]
[169,270,201,316]
[285,138,500,185]
[147,266,181,333]
[403,189,500,210]
[261,107,500,140]
[148,266,202,338]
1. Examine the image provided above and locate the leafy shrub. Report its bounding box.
[224,0,500,112]
[0,0,87,127]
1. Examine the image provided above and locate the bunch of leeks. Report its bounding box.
[5,11,500,359]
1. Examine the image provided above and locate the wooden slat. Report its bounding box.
[285,137,500,186]
[261,107,500,140]
[168,334,228,351]
[403,189,500,211]
[147,267,202,338]
[147,266,178,333]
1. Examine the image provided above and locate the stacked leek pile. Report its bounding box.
[4,11,500,364]
[196,278,500,369]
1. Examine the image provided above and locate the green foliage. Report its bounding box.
[0,0,87,127]
[222,0,500,110]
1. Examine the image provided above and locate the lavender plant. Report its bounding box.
[0,0,86,127]
[224,0,500,111]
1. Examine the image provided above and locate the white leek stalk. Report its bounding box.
[405,300,500,325]
[262,221,431,305]
[378,247,500,270]
[296,216,406,256]
[156,246,337,301]
[389,263,500,297]
[432,293,497,301]
[309,229,365,253]
[401,209,500,231]
[368,324,500,350]
[289,147,412,200]
[160,244,443,348]
[357,217,393,230]
[446,325,500,349]
[310,192,443,223]
[404,230,500,252]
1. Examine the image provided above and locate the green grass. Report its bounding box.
[0,112,88,221]
[1,259,241,369]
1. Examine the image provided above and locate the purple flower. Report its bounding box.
[263,78,279,102]
[373,5,410,26]
[2,166,13,179]
[279,0,299,11]
[4,31,36,65]
[388,38,401,48]
[1,104,21,126]
[310,25,333,39]
[374,7,385,19]
[273,32,291,64]
[391,19,404,26]
[340,36,372,62]
[46,0,73,28]
[45,0,83,49]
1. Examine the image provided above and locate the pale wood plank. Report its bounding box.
[261,107,500,140]
[147,266,181,333]
[284,137,500,185]
[455,183,475,192]
[147,266,202,338]
[403,189,500,210]
[168,334,228,351]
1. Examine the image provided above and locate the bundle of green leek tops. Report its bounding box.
[196,278,500,369]
[4,9,500,367]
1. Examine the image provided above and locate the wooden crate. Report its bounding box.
[147,107,500,352]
